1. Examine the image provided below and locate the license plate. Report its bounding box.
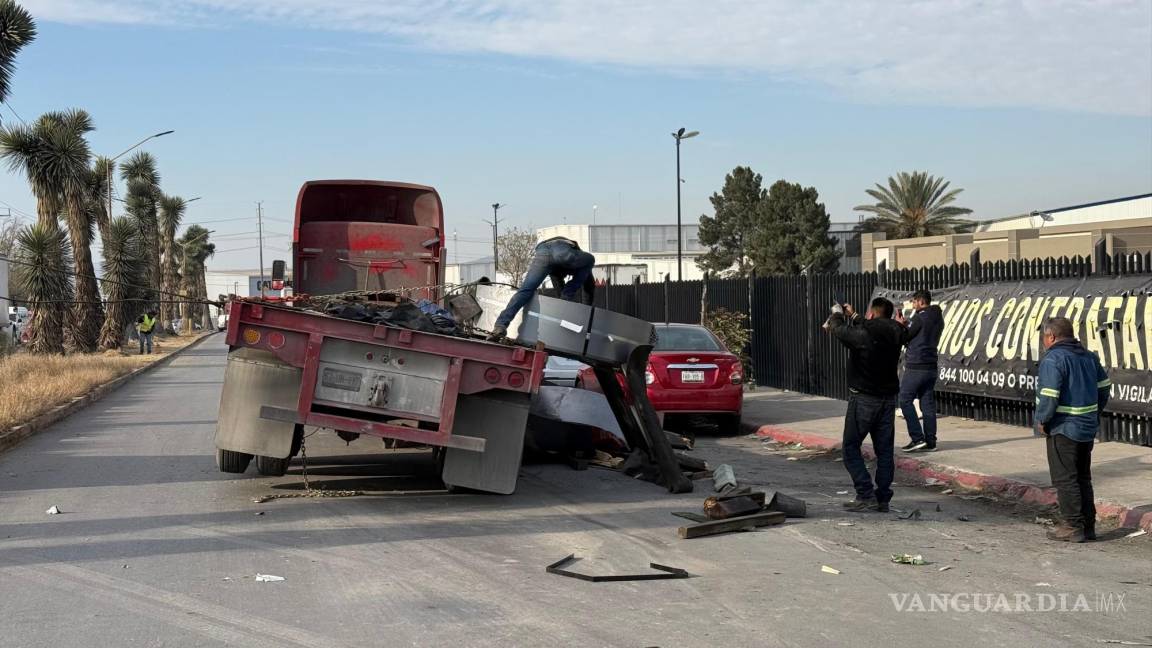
[321,368,363,392]
[681,370,705,383]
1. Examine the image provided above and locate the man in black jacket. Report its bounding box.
[895,290,945,452]
[825,297,905,512]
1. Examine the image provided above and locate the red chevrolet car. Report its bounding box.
[578,323,744,431]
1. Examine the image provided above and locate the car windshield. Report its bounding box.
[654,326,722,351]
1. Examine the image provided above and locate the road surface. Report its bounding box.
[1,336,1149,647]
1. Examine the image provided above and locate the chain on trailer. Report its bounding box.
[252,431,362,503]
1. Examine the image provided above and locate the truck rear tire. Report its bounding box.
[255,455,291,477]
[217,448,253,474]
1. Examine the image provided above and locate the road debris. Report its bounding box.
[836,490,850,495]
[254,511,266,516]
[1035,582,1053,587]
[678,511,786,539]
[672,511,710,523]
[941,489,954,495]
[821,565,841,575]
[589,450,624,469]
[957,515,972,522]
[837,522,856,527]
[924,478,944,486]
[675,452,707,472]
[45,506,61,515]
[766,491,808,518]
[935,504,942,512]
[712,464,737,493]
[786,457,799,461]
[1034,516,1056,527]
[1124,529,1147,539]
[1097,640,1152,646]
[898,509,922,521]
[938,565,953,572]
[891,554,926,565]
[704,495,763,520]
[255,574,285,582]
[545,554,690,582]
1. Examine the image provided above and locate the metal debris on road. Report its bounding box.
[941,489,954,495]
[938,566,953,572]
[891,554,926,565]
[837,522,855,527]
[545,554,690,582]
[255,511,266,516]
[786,457,799,461]
[898,509,922,521]
[678,511,786,539]
[704,495,763,520]
[45,506,61,515]
[672,511,710,524]
[821,565,841,575]
[255,574,286,582]
[1124,529,1147,538]
[957,515,972,522]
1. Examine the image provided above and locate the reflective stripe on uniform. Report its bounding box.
[1039,387,1060,398]
[1055,404,1098,415]
[1097,379,1111,388]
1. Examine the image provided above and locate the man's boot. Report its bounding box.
[1046,524,1086,543]
[485,324,507,342]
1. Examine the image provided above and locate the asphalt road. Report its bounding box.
[1,336,1150,648]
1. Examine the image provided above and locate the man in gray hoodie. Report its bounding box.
[896,290,945,452]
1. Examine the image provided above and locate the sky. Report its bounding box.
[3,0,1151,270]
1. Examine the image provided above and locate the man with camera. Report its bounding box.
[824,297,905,512]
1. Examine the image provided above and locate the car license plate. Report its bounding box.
[681,370,705,383]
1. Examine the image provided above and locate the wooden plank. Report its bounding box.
[677,511,786,539]
[671,511,709,523]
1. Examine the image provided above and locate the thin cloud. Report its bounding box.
[25,0,1152,115]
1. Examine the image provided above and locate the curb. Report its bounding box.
[0,332,218,456]
[752,423,1152,533]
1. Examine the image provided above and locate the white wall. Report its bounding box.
[977,195,1151,232]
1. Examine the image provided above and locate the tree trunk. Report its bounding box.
[64,199,102,353]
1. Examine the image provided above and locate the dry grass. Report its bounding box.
[0,334,205,432]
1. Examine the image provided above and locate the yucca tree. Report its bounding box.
[854,171,973,239]
[0,0,36,107]
[37,109,101,352]
[15,223,72,354]
[89,156,114,244]
[158,194,186,331]
[120,151,161,318]
[98,216,144,350]
[179,225,214,332]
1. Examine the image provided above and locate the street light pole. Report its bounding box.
[671,127,699,282]
[107,130,174,225]
[485,203,504,272]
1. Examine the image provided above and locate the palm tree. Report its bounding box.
[0,0,36,106]
[120,151,161,319]
[98,216,144,350]
[854,171,973,239]
[15,223,72,354]
[37,109,101,352]
[158,194,186,332]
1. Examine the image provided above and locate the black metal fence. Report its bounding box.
[595,250,1152,447]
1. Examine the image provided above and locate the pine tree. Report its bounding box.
[696,166,764,277]
[751,180,840,275]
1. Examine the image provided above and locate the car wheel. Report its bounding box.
[216,448,253,474]
[255,454,291,477]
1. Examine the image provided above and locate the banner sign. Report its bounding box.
[875,275,1152,416]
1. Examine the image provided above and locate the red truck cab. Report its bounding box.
[214,181,546,494]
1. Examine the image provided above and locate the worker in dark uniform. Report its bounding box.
[824,297,905,512]
[1035,317,1110,543]
[487,237,595,341]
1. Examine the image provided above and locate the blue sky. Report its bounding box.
[3,0,1151,269]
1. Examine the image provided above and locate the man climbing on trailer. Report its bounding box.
[487,236,596,341]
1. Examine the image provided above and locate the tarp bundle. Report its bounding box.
[323,301,458,336]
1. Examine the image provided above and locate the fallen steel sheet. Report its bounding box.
[545,554,690,582]
[530,386,626,441]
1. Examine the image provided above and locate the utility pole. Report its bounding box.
[592,204,598,225]
[256,201,266,297]
[484,203,504,272]
[452,229,458,265]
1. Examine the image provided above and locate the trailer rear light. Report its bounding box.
[507,371,525,388]
[267,331,286,350]
[242,328,261,345]
[484,367,502,384]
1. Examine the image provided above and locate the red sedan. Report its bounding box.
[578,323,744,432]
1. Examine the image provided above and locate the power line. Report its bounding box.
[2,255,220,306]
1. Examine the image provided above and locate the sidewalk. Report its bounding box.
[741,388,1152,532]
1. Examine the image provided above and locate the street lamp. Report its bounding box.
[672,127,699,282]
[486,203,505,272]
[592,204,598,225]
[107,130,174,224]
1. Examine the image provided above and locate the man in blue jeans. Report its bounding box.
[486,237,596,341]
[825,298,904,513]
[895,290,944,452]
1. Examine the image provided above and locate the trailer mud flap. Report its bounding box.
[215,352,303,459]
[442,392,531,495]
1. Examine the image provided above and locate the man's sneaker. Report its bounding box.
[874,501,890,513]
[903,441,929,453]
[1084,526,1097,541]
[1046,524,1087,543]
[485,325,508,342]
[901,441,922,451]
[922,443,938,452]
[842,498,876,512]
